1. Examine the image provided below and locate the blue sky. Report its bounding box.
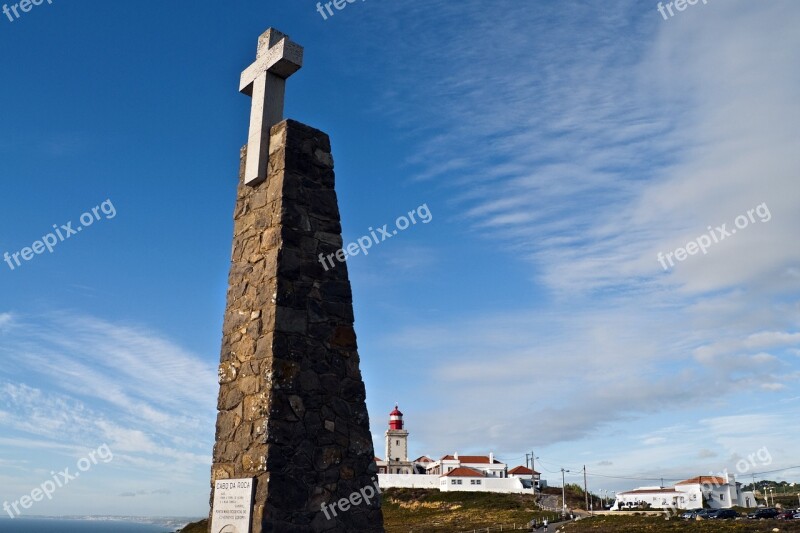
[1,0,799,518]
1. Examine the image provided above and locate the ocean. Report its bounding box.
[0,518,182,532]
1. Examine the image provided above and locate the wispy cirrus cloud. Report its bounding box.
[0,313,217,482]
[363,0,800,479]
[0,312,13,329]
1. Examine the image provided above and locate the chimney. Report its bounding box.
[454,452,458,460]
[490,452,494,464]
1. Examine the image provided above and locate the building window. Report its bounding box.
[457,480,462,485]
[470,480,476,485]
[476,480,481,485]
[396,440,399,446]
[720,494,724,501]
[451,480,457,485]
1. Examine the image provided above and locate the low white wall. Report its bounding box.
[478,477,529,494]
[442,477,529,494]
[378,474,530,494]
[378,474,439,489]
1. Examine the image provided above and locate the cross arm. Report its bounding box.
[240,39,304,95]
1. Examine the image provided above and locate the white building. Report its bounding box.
[508,465,544,490]
[375,406,536,494]
[426,453,508,478]
[376,405,413,475]
[613,486,688,510]
[612,474,757,511]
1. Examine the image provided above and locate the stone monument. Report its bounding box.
[209,28,385,533]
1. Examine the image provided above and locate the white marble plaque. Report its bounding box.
[210,478,254,533]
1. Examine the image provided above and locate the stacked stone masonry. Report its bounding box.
[211,119,385,533]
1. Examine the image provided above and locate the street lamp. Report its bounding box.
[561,468,570,519]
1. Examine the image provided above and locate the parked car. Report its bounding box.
[708,509,739,519]
[680,509,702,519]
[777,509,796,520]
[793,511,800,519]
[748,508,779,519]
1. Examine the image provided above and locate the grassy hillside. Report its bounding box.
[178,519,207,533]
[180,489,553,532]
[181,490,800,532]
[382,488,555,531]
[561,515,800,533]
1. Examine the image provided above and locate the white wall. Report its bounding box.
[378,474,530,494]
[378,474,439,489]
[441,477,528,494]
[613,491,691,511]
[675,483,735,509]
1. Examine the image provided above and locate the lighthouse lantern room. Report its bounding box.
[385,404,411,473]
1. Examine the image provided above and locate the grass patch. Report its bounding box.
[179,496,800,532]
[561,515,800,533]
[381,488,556,532]
[178,519,207,533]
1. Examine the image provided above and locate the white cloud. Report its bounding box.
[364,0,800,480]
[0,313,216,481]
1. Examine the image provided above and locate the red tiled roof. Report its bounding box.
[414,456,434,463]
[676,476,726,486]
[442,467,486,478]
[508,466,540,475]
[374,457,383,462]
[441,455,502,464]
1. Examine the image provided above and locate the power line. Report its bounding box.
[533,454,800,484]
[585,465,800,482]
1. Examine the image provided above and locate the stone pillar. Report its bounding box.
[211,119,385,533]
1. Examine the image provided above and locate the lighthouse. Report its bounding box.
[385,405,411,474]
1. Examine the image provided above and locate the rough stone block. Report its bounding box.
[210,120,384,532]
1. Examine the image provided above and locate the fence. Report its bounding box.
[458,524,527,532]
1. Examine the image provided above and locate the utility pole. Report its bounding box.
[531,450,536,493]
[584,465,590,515]
[561,468,569,519]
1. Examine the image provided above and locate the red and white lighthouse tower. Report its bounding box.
[385,404,410,472]
[389,404,404,430]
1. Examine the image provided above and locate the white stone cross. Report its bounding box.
[240,28,304,186]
